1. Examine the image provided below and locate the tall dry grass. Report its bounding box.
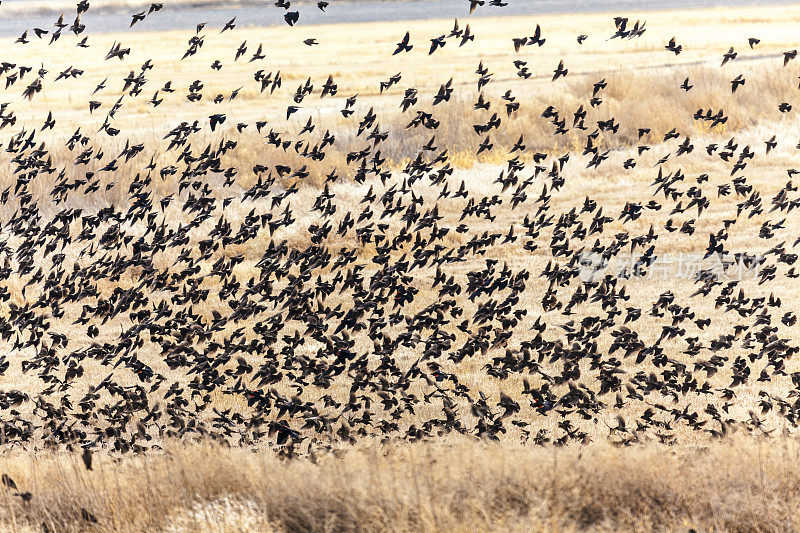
[0,436,799,532]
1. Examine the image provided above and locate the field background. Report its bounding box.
[2,3,800,531]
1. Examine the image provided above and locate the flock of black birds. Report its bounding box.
[0,0,799,463]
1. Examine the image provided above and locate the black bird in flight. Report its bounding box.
[394,32,412,55]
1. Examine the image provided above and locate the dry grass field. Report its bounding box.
[3,2,800,531]
[3,436,800,532]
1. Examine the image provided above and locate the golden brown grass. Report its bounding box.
[2,436,800,532]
